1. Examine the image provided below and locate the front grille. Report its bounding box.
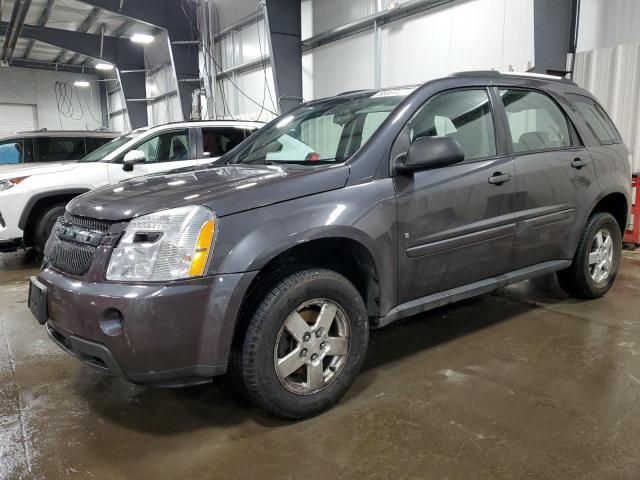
[63,212,114,233]
[44,213,115,276]
[44,235,96,276]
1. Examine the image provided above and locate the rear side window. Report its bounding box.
[0,139,24,164]
[500,89,575,153]
[34,137,86,162]
[405,89,497,161]
[568,94,621,145]
[202,128,248,158]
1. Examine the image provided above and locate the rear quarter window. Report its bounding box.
[567,94,622,145]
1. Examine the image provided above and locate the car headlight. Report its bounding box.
[106,205,217,282]
[0,176,28,192]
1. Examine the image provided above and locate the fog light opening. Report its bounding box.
[100,308,124,336]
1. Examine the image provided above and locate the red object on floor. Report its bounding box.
[624,173,639,245]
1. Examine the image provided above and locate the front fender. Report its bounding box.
[209,178,398,314]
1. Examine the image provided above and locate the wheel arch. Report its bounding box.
[589,190,629,235]
[230,236,381,350]
[19,189,89,246]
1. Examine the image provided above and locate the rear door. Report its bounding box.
[497,88,597,268]
[107,128,198,183]
[394,88,516,303]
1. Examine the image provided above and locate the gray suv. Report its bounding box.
[29,72,631,418]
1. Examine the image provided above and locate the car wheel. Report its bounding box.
[232,268,369,419]
[557,212,622,299]
[34,204,66,254]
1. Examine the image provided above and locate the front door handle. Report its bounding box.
[571,157,587,169]
[488,172,512,186]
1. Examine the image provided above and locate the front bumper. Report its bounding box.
[38,266,258,387]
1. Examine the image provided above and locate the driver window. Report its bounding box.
[405,89,497,161]
[134,130,190,163]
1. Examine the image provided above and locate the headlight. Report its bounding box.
[0,176,28,192]
[106,205,217,282]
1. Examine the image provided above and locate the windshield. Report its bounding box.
[225,90,413,166]
[79,134,138,162]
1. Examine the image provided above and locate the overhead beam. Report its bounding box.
[0,21,145,68]
[1,0,32,63]
[23,0,55,59]
[78,6,103,34]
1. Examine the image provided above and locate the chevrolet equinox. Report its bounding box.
[29,72,631,418]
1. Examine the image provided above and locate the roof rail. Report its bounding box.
[450,70,577,85]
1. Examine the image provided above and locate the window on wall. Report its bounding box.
[567,94,621,145]
[404,89,497,161]
[500,89,575,153]
[134,130,190,163]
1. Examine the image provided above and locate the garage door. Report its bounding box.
[0,104,39,135]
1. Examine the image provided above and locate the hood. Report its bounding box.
[67,163,350,220]
[0,162,78,179]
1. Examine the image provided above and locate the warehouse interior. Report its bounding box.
[1,0,640,478]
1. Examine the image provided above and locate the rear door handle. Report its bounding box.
[488,172,512,186]
[571,157,587,169]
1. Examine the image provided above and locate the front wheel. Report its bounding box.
[34,204,66,253]
[557,212,622,299]
[232,269,369,419]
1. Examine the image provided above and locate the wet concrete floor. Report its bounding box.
[1,250,640,479]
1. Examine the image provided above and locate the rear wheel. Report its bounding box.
[34,204,65,253]
[232,268,369,419]
[557,212,622,299]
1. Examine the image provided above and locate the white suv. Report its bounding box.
[0,120,262,253]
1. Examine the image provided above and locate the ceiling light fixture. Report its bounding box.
[95,63,114,71]
[131,33,154,44]
[74,81,90,87]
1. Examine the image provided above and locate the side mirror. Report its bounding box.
[122,150,146,171]
[396,136,465,174]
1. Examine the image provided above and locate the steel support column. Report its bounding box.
[264,0,302,113]
[533,0,574,75]
[119,71,147,129]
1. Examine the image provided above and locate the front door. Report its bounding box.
[395,88,516,304]
[497,88,597,269]
[107,128,198,183]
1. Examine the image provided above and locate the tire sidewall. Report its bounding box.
[35,204,66,252]
[247,271,369,417]
[579,213,622,296]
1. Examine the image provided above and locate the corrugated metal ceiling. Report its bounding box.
[0,0,157,67]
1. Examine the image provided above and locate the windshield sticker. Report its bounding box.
[371,88,416,98]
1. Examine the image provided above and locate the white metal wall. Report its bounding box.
[578,0,640,52]
[207,0,534,119]
[572,44,640,172]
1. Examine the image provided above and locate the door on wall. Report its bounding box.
[0,104,38,135]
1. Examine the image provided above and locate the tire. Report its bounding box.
[557,212,622,299]
[232,268,369,419]
[34,204,66,253]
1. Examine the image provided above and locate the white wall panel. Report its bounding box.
[306,31,376,99]
[578,0,640,52]
[573,44,640,172]
[0,66,103,131]
[381,0,534,87]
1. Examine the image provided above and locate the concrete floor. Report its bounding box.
[1,251,640,480]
